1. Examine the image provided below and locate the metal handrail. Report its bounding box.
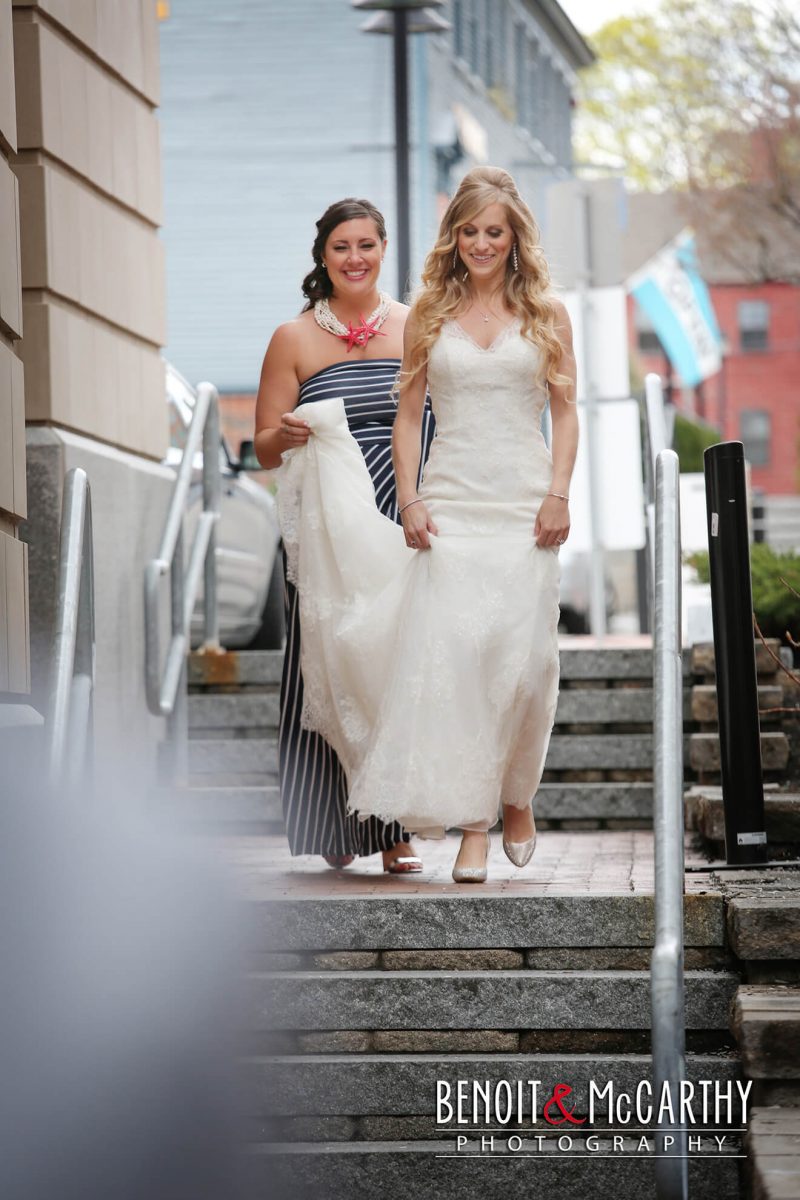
[47,467,96,787]
[651,447,688,1200]
[144,381,221,780]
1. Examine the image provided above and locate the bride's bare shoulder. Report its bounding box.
[549,295,572,332]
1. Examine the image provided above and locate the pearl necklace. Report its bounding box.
[314,291,392,351]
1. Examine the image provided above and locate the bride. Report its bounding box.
[276,166,578,883]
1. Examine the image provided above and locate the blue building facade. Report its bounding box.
[158,0,592,389]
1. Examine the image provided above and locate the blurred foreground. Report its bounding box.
[0,758,252,1200]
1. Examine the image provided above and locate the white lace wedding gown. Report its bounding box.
[277,318,561,839]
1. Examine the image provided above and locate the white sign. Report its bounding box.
[559,398,646,553]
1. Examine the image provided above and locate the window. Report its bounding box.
[634,303,662,354]
[497,4,508,86]
[467,0,481,75]
[526,38,541,134]
[738,299,769,351]
[514,23,526,123]
[555,73,572,166]
[740,410,771,466]
[485,0,507,88]
[453,0,464,59]
[541,57,557,153]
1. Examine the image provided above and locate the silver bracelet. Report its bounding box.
[548,491,569,502]
[399,497,423,514]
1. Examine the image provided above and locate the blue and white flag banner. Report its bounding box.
[627,229,723,387]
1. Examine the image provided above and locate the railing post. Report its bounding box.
[651,448,688,1200]
[200,384,221,650]
[144,380,221,786]
[47,468,95,789]
[643,373,667,626]
[703,441,767,864]
[162,523,188,785]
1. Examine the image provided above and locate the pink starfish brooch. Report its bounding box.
[338,313,389,352]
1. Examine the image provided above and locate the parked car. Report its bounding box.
[164,363,284,649]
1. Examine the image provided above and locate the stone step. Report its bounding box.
[686,787,800,848]
[727,896,800,962]
[746,1106,800,1200]
[731,984,800,1081]
[555,688,655,724]
[187,647,672,690]
[537,782,653,819]
[546,734,660,770]
[253,892,724,953]
[689,732,789,773]
[691,683,783,723]
[188,691,280,732]
[177,785,281,824]
[250,969,739,1032]
[246,1051,740,1119]
[188,649,283,688]
[558,648,664,680]
[186,687,687,731]
[186,734,661,776]
[175,782,655,829]
[242,1138,741,1199]
[691,639,782,678]
[186,738,278,776]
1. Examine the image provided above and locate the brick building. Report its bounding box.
[624,191,800,499]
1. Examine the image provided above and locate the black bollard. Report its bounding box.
[703,442,767,864]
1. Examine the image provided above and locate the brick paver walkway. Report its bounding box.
[220,830,722,900]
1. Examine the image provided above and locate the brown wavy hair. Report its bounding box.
[301,198,387,310]
[399,166,570,394]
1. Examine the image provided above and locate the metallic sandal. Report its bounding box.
[384,854,423,874]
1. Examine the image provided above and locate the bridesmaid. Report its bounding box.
[254,198,435,872]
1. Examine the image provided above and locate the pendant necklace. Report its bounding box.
[314,291,392,352]
[474,293,503,324]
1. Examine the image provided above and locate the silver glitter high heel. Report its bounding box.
[502,812,537,868]
[452,831,490,883]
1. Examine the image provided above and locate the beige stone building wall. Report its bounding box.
[0,0,29,696]
[12,0,166,457]
[6,0,174,784]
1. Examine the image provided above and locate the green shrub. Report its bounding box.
[686,544,800,642]
[673,413,721,473]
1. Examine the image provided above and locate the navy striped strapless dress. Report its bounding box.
[279,358,435,856]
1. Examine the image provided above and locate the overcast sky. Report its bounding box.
[560,0,644,35]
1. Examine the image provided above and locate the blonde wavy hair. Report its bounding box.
[398,166,570,396]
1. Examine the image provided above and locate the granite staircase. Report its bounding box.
[235,846,745,1199]
[185,645,672,833]
[183,639,791,836]
[178,642,800,1197]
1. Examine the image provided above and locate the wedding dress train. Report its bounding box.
[276,318,561,839]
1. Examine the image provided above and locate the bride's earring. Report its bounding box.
[452,247,458,271]
[512,243,519,272]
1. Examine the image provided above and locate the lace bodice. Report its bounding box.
[419,319,553,536]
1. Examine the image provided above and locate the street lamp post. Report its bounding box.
[352,1,449,301]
